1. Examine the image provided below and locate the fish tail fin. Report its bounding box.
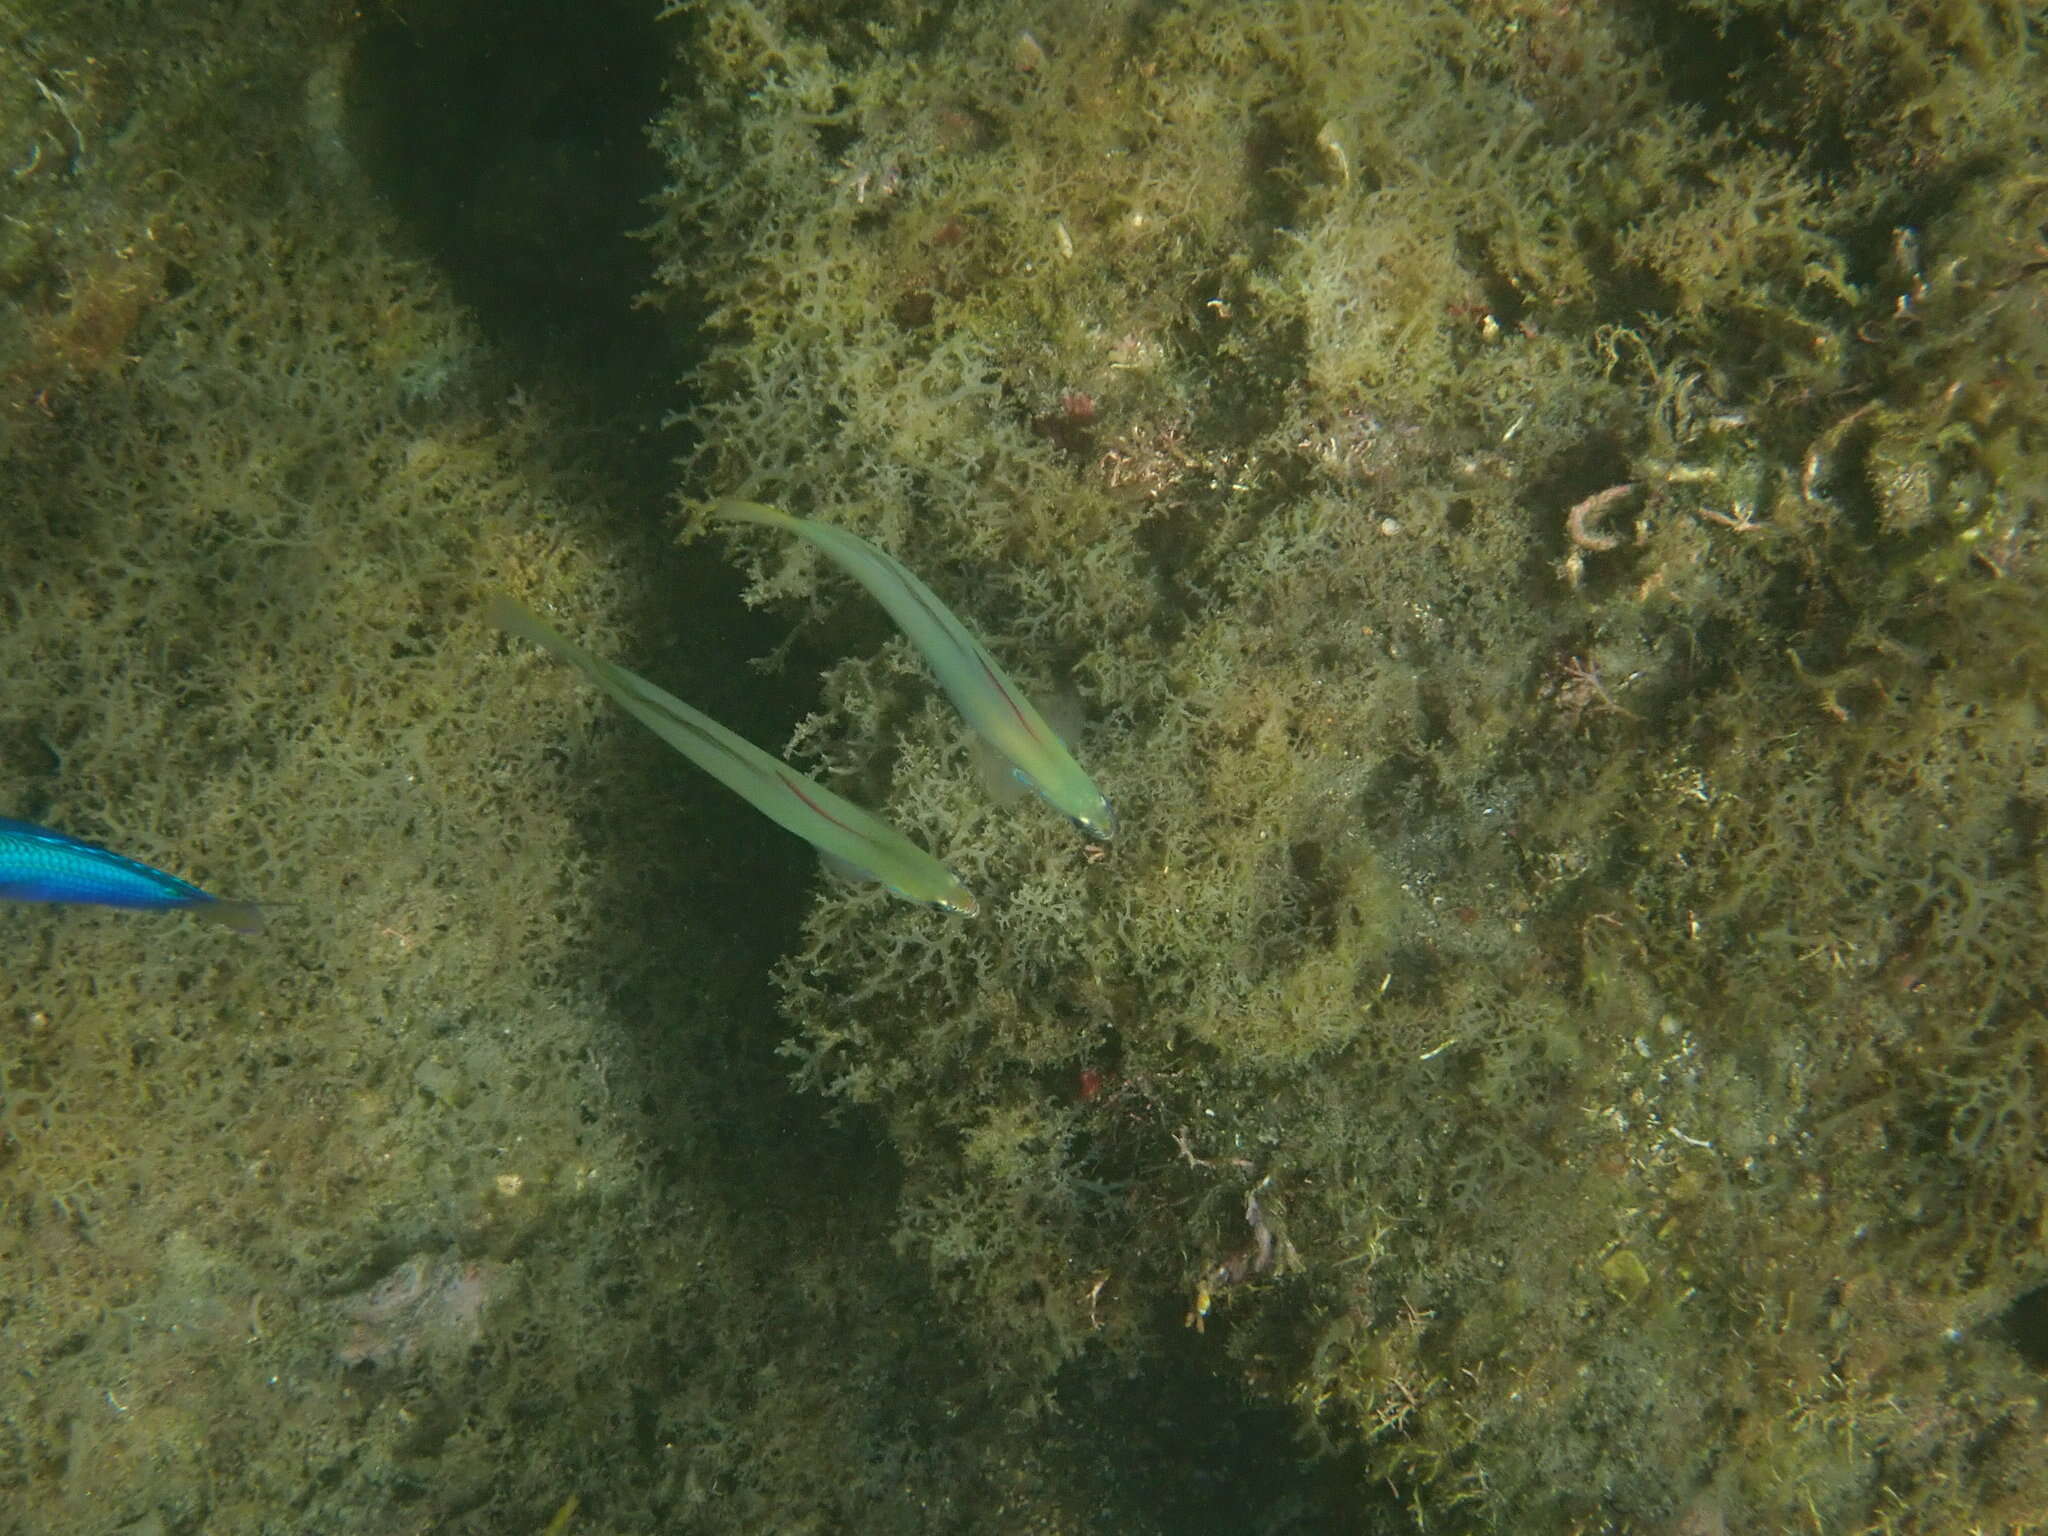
[196,898,265,935]
[486,593,569,653]
[489,591,630,709]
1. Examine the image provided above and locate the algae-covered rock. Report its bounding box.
[8,0,2045,1530]
[652,0,2048,1528]
[3,3,1328,1530]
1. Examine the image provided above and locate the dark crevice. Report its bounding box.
[330,11,1407,1533]
[2003,1282,2048,1371]
[344,0,689,472]
[338,3,825,1155]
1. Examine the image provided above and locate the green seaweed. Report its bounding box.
[5,0,2046,1531]
[654,0,2048,1527]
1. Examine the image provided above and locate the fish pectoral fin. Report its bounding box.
[817,848,885,888]
[969,734,1034,808]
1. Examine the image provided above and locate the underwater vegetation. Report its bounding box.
[653,0,2048,1527]
[2,0,2044,1531]
[1,0,1331,1529]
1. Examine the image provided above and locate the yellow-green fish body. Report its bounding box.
[713,501,1116,839]
[488,595,977,916]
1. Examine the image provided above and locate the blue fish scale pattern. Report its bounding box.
[0,816,215,910]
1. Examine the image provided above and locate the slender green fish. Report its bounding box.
[712,500,1116,839]
[0,815,263,933]
[487,595,977,917]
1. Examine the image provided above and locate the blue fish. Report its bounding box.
[0,815,262,933]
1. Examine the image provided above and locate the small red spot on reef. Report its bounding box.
[1035,390,1099,456]
[1077,1066,1105,1102]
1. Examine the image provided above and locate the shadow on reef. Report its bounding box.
[339,0,828,1037]
[344,0,684,457]
[1048,1325,1395,1534]
[331,5,1393,1530]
